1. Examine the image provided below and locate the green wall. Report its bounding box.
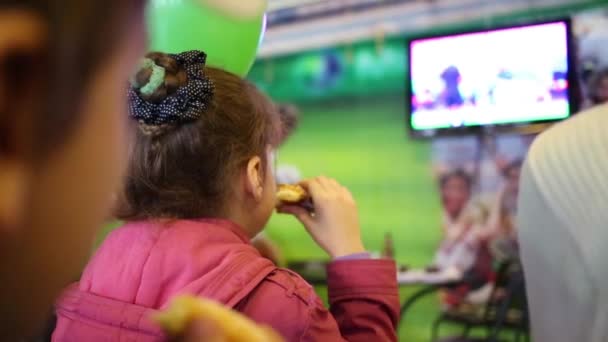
[265,97,442,341]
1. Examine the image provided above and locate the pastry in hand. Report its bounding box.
[154,295,284,342]
[276,184,313,211]
[276,184,308,203]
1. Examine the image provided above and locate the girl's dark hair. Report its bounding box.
[115,52,281,220]
[439,169,473,191]
[3,1,146,159]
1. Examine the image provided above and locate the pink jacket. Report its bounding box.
[53,219,400,341]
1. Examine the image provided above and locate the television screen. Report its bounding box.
[407,20,575,137]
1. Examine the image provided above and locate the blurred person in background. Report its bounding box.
[433,171,491,308]
[438,170,473,240]
[434,201,495,310]
[434,170,480,276]
[0,2,249,341]
[0,1,146,338]
[275,103,302,184]
[434,161,523,309]
[587,68,608,105]
[485,160,522,262]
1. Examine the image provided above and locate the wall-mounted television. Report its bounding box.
[406,19,577,138]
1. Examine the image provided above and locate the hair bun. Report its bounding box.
[130,53,186,104]
[128,50,214,127]
[131,58,166,97]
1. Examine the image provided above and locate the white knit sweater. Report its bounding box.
[518,104,608,342]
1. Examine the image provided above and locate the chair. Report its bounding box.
[431,261,529,342]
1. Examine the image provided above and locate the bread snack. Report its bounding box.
[276,184,308,203]
[276,184,314,212]
[154,295,284,342]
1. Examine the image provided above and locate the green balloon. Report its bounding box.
[147,0,265,77]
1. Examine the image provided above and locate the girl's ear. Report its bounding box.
[0,10,45,232]
[244,156,264,201]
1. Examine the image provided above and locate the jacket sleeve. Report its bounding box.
[301,259,400,342]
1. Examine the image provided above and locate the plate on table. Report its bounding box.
[397,266,463,285]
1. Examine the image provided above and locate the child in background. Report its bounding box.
[275,103,303,184]
[438,170,473,240]
[587,68,608,105]
[484,160,523,262]
[53,51,399,341]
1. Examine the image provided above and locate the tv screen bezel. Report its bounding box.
[405,18,579,139]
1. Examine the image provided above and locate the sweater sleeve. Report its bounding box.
[301,259,399,342]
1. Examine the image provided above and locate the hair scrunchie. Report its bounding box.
[128,50,215,126]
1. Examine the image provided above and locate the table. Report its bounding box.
[287,260,328,285]
[287,261,466,327]
[397,267,463,285]
[397,267,464,328]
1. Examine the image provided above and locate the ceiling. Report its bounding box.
[260,0,595,58]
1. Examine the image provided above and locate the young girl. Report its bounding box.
[53,51,399,341]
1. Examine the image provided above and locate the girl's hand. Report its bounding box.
[278,177,365,258]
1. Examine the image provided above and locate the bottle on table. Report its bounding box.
[382,233,395,259]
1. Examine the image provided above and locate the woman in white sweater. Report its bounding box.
[518,103,608,342]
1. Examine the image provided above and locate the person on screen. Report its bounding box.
[440,65,465,108]
[518,103,608,342]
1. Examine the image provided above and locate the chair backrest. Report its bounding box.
[482,260,529,331]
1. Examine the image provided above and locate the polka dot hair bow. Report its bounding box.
[127,50,214,126]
